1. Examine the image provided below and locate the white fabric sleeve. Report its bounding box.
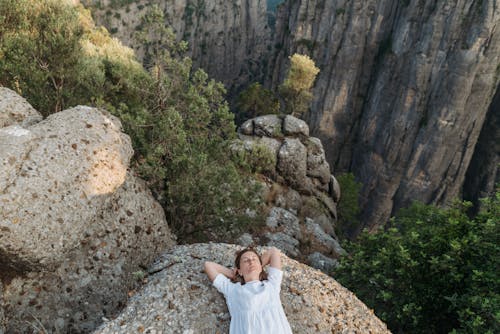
[267,267,283,291]
[213,273,232,296]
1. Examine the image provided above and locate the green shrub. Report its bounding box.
[335,192,500,334]
[336,173,362,237]
[0,1,263,242]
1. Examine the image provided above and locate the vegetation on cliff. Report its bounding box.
[0,0,260,241]
[336,191,500,334]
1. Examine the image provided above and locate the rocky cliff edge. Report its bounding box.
[93,243,390,334]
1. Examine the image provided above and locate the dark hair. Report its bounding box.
[232,247,268,284]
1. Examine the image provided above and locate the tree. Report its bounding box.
[336,173,362,238]
[131,6,262,241]
[335,192,500,334]
[279,53,319,117]
[0,0,147,116]
[236,82,280,122]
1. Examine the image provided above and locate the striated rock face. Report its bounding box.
[82,0,271,95]
[268,0,500,230]
[0,89,176,333]
[93,243,390,334]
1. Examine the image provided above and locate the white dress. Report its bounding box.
[213,267,293,334]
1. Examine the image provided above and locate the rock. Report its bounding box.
[92,244,390,334]
[270,0,500,231]
[254,115,282,137]
[308,252,338,273]
[265,232,300,257]
[304,218,345,257]
[236,233,254,247]
[0,96,176,333]
[283,115,309,136]
[275,187,303,212]
[277,138,310,191]
[266,207,301,239]
[306,137,331,184]
[0,87,42,128]
[239,118,254,135]
[329,175,341,203]
[313,214,336,238]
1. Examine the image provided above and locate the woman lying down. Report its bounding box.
[204,246,293,334]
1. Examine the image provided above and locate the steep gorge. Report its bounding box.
[85,0,500,231]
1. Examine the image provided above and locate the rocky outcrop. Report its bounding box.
[93,243,390,334]
[268,0,500,231]
[232,115,344,269]
[0,89,176,333]
[0,87,42,128]
[83,0,271,95]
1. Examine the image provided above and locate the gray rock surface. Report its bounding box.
[0,92,176,333]
[265,231,301,257]
[0,87,42,128]
[305,218,346,257]
[93,243,390,334]
[278,137,309,191]
[308,251,339,273]
[266,207,301,239]
[268,0,500,231]
[254,114,283,137]
[283,115,309,136]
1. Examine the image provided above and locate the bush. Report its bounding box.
[336,173,362,237]
[335,192,500,334]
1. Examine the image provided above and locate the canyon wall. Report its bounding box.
[268,0,500,230]
[83,0,271,95]
[84,0,500,231]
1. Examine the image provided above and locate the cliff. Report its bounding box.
[268,0,500,230]
[83,0,500,231]
[82,0,271,96]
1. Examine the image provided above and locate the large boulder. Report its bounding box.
[93,243,390,334]
[0,89,176,333]
[0,87,42,128]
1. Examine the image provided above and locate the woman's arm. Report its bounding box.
[204,261,235,282]
[261,247,282,270]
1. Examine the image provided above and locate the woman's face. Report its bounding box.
[238,250,262,281]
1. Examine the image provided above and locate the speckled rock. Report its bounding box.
[93,243,391,334]
[308,251,339,273]
[283,115,309,136]
[305,218,346,257]
[254,114,283,137]
[0,95,176,333]
[0,87,42,128]
[266,207,301,239]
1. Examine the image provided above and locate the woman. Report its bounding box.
[204,246,293,333]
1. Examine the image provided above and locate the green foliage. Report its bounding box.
[335,193,500,334]
[0,0,147,116]
[279,53,320,117]
[0,1,263,242]
[236,82,280,122]
[336,173,362,237]
[130,6,263,241]
[231,141,276,175]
